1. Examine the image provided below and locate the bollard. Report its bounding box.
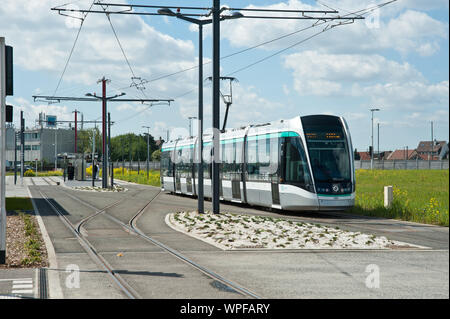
[384,186,393,208]
[110,162,114,189]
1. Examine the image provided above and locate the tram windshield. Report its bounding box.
[301,116,351,183]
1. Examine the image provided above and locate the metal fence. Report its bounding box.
[114,160,160,171]
[355,160,449,170]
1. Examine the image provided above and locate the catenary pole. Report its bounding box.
[20,111,24,182]
[142,126,150,180]
[55,125,58,170]
[92,124,96,187]
[108,112,112,188]
[102,78,107,188]
[212,0,221,214]
[198,23,204,214]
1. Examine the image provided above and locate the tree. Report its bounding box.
[110,133,157,162]
[76,127,102,157]
[151,149,161,161]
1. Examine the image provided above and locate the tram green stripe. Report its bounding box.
[318,194,352,197]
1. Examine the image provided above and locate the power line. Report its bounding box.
[52,0,96,97]
[144,1,395,100]
[113,1,391,89]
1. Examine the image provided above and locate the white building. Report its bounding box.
[5,126,75,164]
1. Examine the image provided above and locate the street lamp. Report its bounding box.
[142,126,151,180]
[158,7,243,214]
[54,124,58,171]
[370,108,380,169]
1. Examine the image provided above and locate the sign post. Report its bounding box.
[0,38,13,264]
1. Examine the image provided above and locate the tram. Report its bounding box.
[160,115,355,211]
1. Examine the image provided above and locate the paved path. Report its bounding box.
[5,176,63,197]
[25,182,449,299]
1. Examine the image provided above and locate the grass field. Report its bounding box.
[349,169,449,226]
[5,197,34,211]
[6,170,63,177]
[112,168,160,187]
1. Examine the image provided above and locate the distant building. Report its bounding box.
[357,151,371,161]
[5,127,75,163]
[386,149,416,161]
[155,136,165,150]
[416,140,447,160]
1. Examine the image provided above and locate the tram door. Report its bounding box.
[231,172,241,200]
[232,141,241,200]
[175,148,182,192]
[271,137,280,206]
[186,147,193,194]
[271,175,280,205]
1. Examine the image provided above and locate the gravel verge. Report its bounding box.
[166,211,425,250]
[0,211,49,269]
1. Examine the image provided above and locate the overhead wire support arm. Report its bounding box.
[222,7,338,14]
[32,95,173,104]
[90,3,365,20]
[51,8,164,17]
[93,3,211,11]
[54,6,364,20]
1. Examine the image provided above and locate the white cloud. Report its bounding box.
[283,51,448,115]
[0,0,197,97]
[219,1,448,57]
[363,80,449,110]
[283,51,424,95]
[10,97,73,129]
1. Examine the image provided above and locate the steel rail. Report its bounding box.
[56,186,262,299]
[128,203,263,299]
[36,187,141,299]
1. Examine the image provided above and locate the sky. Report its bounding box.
[1,0,448,152]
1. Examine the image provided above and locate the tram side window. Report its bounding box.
[161,151,171,177]
[221,141,234,180]
[180,147,193,178]
[202,143,211,179]
[258,137,272,181]
[284,137,314,192]
[270,137,279,177]
[236,141,243,174]
[246,139,259,181]
[175,149,183,176]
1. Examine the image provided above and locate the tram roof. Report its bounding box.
[162,114,343,150]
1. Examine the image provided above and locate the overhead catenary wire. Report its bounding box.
[51,0,96,98]
[224,1,395,76]
[114,0,393,90]
[112,1,395,125]
[98,2,155,102]
[46,0,396,126]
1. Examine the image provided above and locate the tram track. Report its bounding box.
[36,187,141,299]
[36,184,262,299]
